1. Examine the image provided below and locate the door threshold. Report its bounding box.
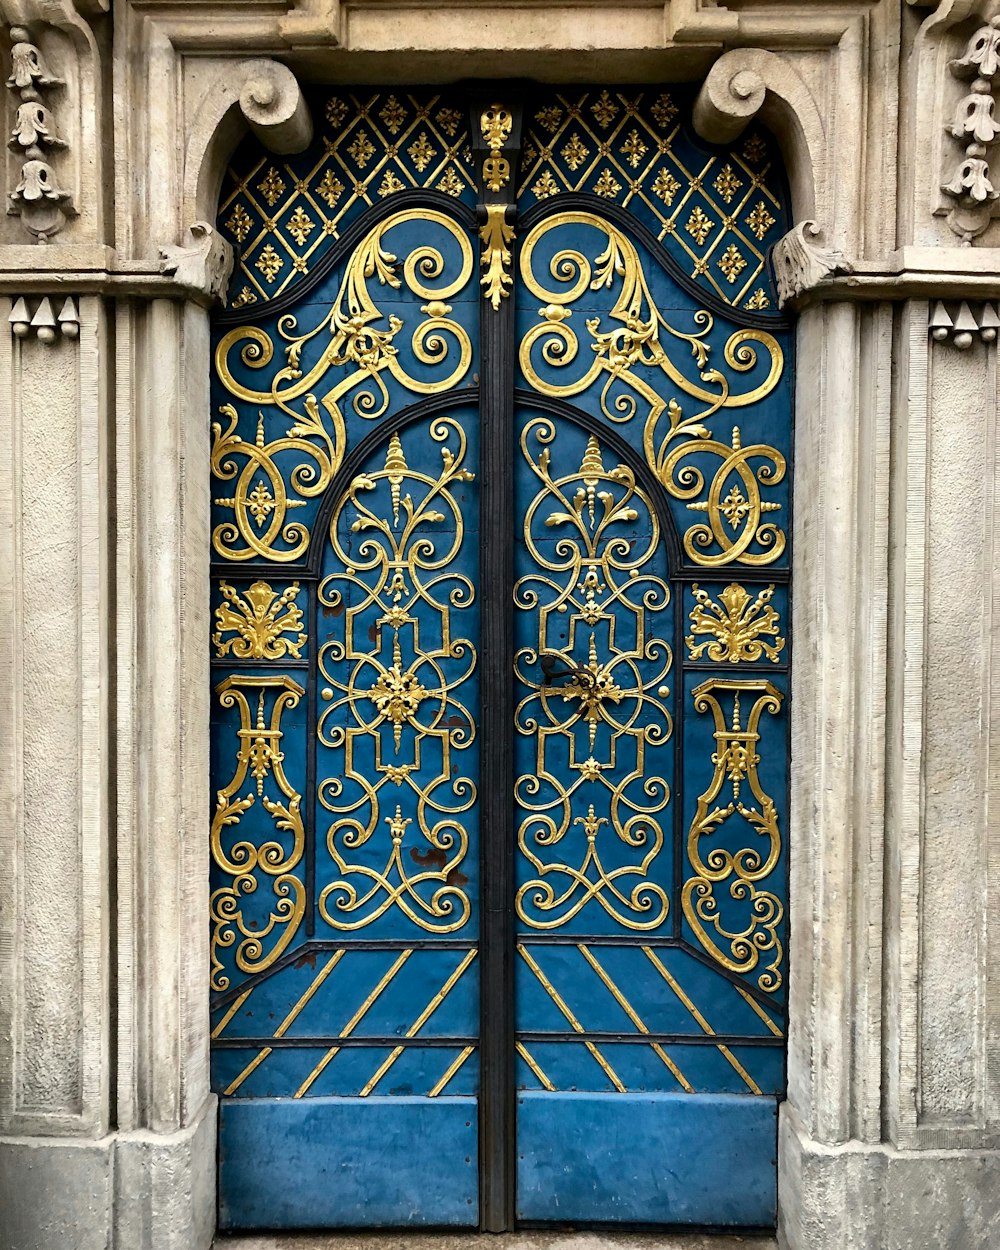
[213,1233,778,1250]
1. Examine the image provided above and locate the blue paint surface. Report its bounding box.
[516,1091,777,1225]
[219,1096,478,1229]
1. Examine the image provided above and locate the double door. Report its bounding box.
[208,84,792,1232]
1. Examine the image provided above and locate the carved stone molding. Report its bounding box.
[7,293,78,339]
[941,16,1000,241]
[771,221,849,307]
[929,297,1000,345]
[4,23,74,240]
[158,221,235,306]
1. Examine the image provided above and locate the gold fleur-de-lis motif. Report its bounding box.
[213,580,307,660]
[407,132,437,172]
[316,170,345,206]
[652,168,681,204]
[561,134,590,171]
[594,168,622,199]
[379,95,407,133]
[718,243,748,284]
[685,206,714,246]
[285,204,314,246]
[533,170,559,199]
[713,163,743,203]
[746,200,776,240]
[620,128,648,168]
[257,166,286,206]
[591,90,619,128]
[255,243,283,282]
[685,583,785,664]
[650,93,678,127]
[348,130,376,167]
[226,203,253,243]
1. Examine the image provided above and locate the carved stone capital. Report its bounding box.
[158,221,235,306]
[771,221,849,308]
[237,59,312,156]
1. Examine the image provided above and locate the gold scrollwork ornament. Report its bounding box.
[316,418,477,933]
[210,676,306,993]
[213,579,306,659]
[515,420,672,930]
[212,209,474,562]
[518,212,786,567]
[681,678,784,991]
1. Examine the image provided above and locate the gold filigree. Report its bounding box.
[685,583,784,663]
[515,419,672,930]
[317,418,476,933]
[213,208,474,562]
[746,201,776,241]
[213,580,307,660]
[681,679,784,991]
[685,206,714,246]
[210,676,306,992]
[481,102,513,193]
[480,203,515,311]
[518,211,785,567]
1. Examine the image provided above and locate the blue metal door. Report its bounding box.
[208,85,792,1232]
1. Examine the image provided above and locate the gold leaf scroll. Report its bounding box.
[518,211,786,566]
[316,417,476,932]
[210,675,306,992]
[681,678,784,991]
[514,419,672,930]
[212,208,474,562]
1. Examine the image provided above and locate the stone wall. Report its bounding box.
[0,2,998,1247]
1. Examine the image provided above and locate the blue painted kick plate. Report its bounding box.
[219,1096,478,1229]
[516,1091,777,1226]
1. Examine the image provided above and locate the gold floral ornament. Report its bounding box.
[685,583,784,664]
[316,419,477,933]
[210,677,306,992]
[514,420,672,931]
[518,211,785,566]
[212,209,474,562]
[213,580,307,660]
[682,680,784,991]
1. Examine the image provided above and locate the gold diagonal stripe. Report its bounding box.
[223,1046,272,1096]
[578,945,693,1093]
[359,949,477,1097]
[518,945,626,1093]
[211,986,255,1040]
[222,950,347,1095]
[428,1045,475,1098]
[642,947,762,1094]
[295,948,414,1098]
[516,1041,555,1092]
[734,983,784,1038]
[275,949,346,1037]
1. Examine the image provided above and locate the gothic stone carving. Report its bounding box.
[5,24,73,240]
[941,16,1000,241]
[771,220,848,307]
[159,221,235,306]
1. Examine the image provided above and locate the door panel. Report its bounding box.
[209,83,792,1233]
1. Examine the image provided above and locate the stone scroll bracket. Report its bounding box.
[692,48,830,244]
[179,57,312,259]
